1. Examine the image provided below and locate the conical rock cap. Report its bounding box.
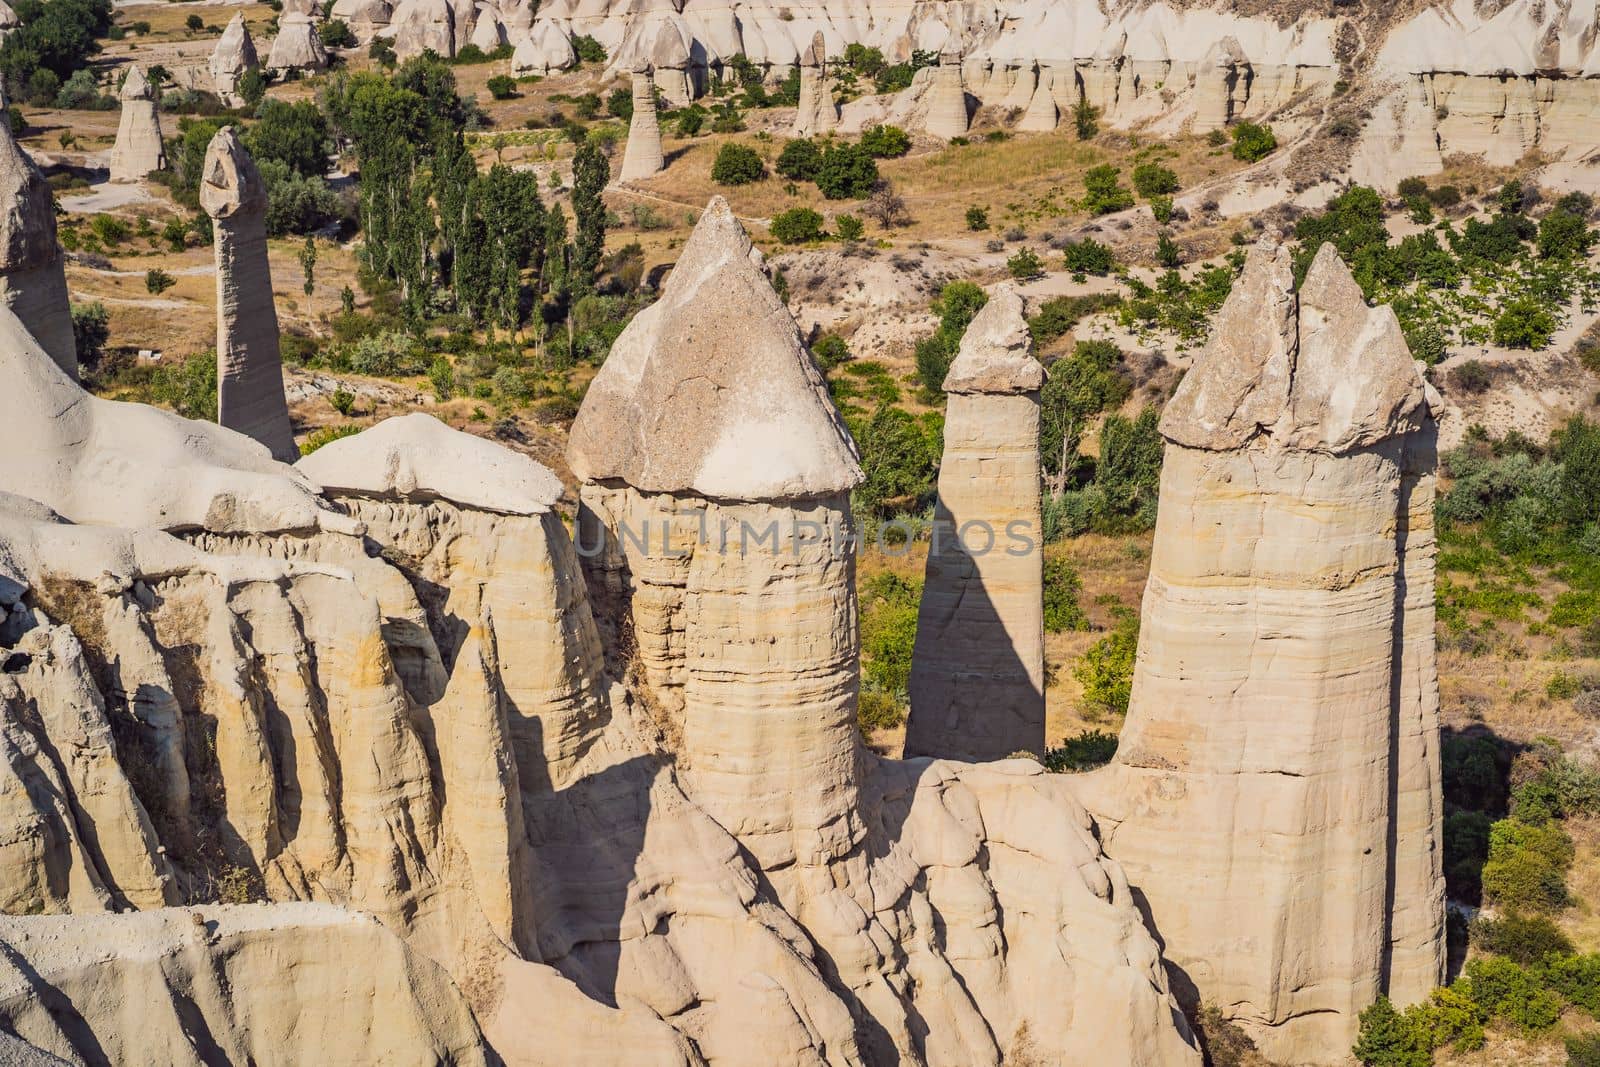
[568,197,863,500]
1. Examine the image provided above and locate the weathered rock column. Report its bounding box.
[568,197,866,870]
[109,66,166,182]
[1018,66,1059,131]
[266,12,329,73]
[1081,242,1445,1063]
[619,64,664,182]
[0,119,76,379]
[201,127,296,462]
[925,49,970,139]
[650,22,693,106]
[793,31,837,137]
[905,287,1046,761]
[209,13,260,108]
[1193,38,1244,131]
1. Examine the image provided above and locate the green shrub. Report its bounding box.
[1006,247,1043,279]
[1150,194,1173,224]
[1466,956,1564,1032]
[771,206,825,243]
[1231,121,1277,162]
[848,405,941,520]
[965,205,989,231]
[776,137,821,180]
[571,34,606,63]
[1481,817,1574,912]
[1042,729,1118,772]
[812,334,851,370]
[858,685,905,734]
[859,572,920,695]
[835,213,864,241]
[1539,953,1600,1016]
[486,75,517,100]
[1073,609,1139,717]
[319,18,356,47]
[1450,359,1493,393]
[1156,231,1182,268]
[298,423,361,455]
[1083,164,1133,215]
[815,142,878,199]
[1352,995,1430,1067]
[711,142,764,185]
[1132,162,1179,197]
[912,281,988,393]
[1493,297,1557,349]
[1472,912,1575,964]
[1042,556,1089,633]
[70,302,110,367]
[1062,238,1115,275]
[1028,293,1121,345]
[858,123,910,158]
[1412,985,1488,1054]
[1569,1033,1600,1067]
[150,351,218,421]
[1539,207,1593,259]
[1445,809,1493,901]
[145,268,175,295]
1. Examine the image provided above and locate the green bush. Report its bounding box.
[1132,162,1179,197]
[1466,956,1564,1033]
[1492,297,1557,349]
[1028,293,1121,345]
[1472,912,1575,964]
[1156,231,1182,268]
[848,405,941,520]
[1231,121,1277,162]
[571,34,606,63]
[912,281,988,393]
[70,302,109,367]
[1481,817,1574,912]
[858,685,905,734]
[858,123,911,158]
[1540,953,1600,1015]
[771,206,825,244]
[1042,556,1089,633]
[1538,207,1593,259]
[1150,194,1173,224]
[145,268,175,295]
[1444,809,1493,901]
[1042,729,1118,772]
[149,351,218,421]
[1083,164,1133,215]
[486,75,516,100]
[1062,238,1114,275]
[1569,1033,1600,1067]
[1073,609,1139,717]
[812,334,851,370]
[1352,996,1430,1067]
[835,214,864,241]
[1006,247,1043,279]
[815,142,878,199]
[319,18,356,47]
[965,205,989,231]
[299,423,361,455]
[859,572,920,696]
[776,137,821,180]
[710,142,764,185]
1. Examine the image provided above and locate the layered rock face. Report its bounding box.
[1080,242,1446,1063]
[794,30,837,136]
[924,50,969,138]
[618,65,664,182]
[565,197,1201,1066]
[109,66,166,182]
[512,20,576,74]
[0,121,74,380]
[905,287,1046,763]
[201,128,296,464]
[265,12,330,72]
[209,14,260,107]
[390,0,455,59]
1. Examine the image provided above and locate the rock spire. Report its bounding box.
[904,287,1047,761]
[0,118,75,379]
[925,48,970,139]
[266,12,330,72]
[1081,241,1446,1063]
[108,66,166,182]
[200,127,296,463]
[793,31,837,137]
[618,63,663,181]
[209,13,260,107]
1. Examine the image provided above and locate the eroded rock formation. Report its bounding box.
[108,66,166,183]
[619,64,664,182]
[924,50,969,139]
[1078,241,1447,1063]
[0,119,74,380]
[266,12,330,72]
[794,31,838,137]
[208,14,260,108]
[201,127,296,464]
[905,287,1046,763]
[390,0,455,59]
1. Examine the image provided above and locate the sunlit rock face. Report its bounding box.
[1078,241,1446,1065]
[905,287,1046,764]
[0,117,74,379]
[108,66,166,182]
[619,65,665,181]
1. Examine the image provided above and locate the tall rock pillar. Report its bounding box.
[925,50,970,139]
[619,64,664,182]
[200,127,296,463]
[905,287,1046,761]
[109,66,166,182]
[209,14,260,108]
[567,197,866,870]
[1081,241,1446,1064]
[0,119,76,379]
[793,31,837,137]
